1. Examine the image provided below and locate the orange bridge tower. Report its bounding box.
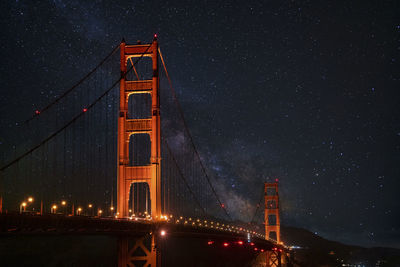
[264,182,281,243]
[117,37,161,219]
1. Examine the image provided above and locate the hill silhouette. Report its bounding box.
[281,226,400,267]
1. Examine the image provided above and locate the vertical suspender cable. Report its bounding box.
[159,49,231,221]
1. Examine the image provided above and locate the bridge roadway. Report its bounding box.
[0,213,282,251]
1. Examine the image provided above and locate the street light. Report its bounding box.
[28,197,34,203]
[20,202,27,214]
[88,204,93,216]
[77,207,82,216]
[98,209,103,217]
[60,200,67,215]
[51,204,57,214]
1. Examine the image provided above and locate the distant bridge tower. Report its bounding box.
[264,182,281,243]
[117,37,161,219]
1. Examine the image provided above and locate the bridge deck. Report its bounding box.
[0,214,280,250]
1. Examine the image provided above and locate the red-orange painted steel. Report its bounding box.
[264,182,281,244]
[117,39,161,219]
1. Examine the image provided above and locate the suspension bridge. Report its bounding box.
[0,36,289,267]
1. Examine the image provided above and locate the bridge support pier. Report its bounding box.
[118,234,159,267]
[266,250,282,267]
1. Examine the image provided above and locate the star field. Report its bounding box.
[1,0,399,248]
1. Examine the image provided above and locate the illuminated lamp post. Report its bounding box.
[61,200,67,214]
[88,204,93,216]
[19,202,27,214]
[51,204,57,214]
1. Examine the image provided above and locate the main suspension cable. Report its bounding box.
[1,43,151,172]
[23,43,120,125]
[163,138,207,217]
[250,186,265,224]
[159,48,232,221]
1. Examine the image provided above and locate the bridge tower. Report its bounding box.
[117,37,161,219]
[264,182,281,243]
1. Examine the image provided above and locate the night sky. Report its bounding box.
[1,0,399,248]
